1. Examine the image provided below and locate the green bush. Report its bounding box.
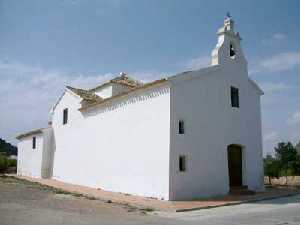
[7,158,17,167]
[279,168,294,177]
[0,154,8,173]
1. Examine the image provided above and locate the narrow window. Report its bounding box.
[230,43,236,58]
[179,156,186,172]
[178,120,185,134]
[32,137,36,149]
[63,108,68,125]
[231,86,239,108]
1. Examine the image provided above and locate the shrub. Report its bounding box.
[7,158,17,167]
[0,154,8,173]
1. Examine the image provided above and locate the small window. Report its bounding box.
[231,86,239,108]
[179,156,186,172]
[178,120,185,134]
[32,137,36,149]
[230,43,236,58]
[63,108,68,125]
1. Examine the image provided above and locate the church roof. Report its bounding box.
[110,74,143,88]
[248,78,264,95]
[79,78,167,111]
[65,74,166,110]
[16,128,43,140]
[66,86,103,103]
[89,74,143,91]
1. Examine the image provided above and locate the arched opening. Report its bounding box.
[227,144,243,187]
[229,42,236,58]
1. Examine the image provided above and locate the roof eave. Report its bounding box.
[16,129,43,140]
[167,65,221,84]
[79,79,169,111]
[248,78,264,95]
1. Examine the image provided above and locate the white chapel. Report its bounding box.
[17,16,264,200]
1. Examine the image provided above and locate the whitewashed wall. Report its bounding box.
[17,134,44,178]
[169,64,264,200]
[94,83,130,99]
[167,19,264,200]
[94,85,113,98]
[41,127,55,178]
[52,84,171,200]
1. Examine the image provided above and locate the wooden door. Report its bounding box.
[228,145,243,187]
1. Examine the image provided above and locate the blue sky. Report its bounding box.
[0,0,300,155]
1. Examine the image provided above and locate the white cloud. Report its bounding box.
[250,52,300,74]
[287,111,300,126]
[185,56,210,70]
[264,131,279,142]
[262,33,286,45]
[259,82,294,108]
[261,52,300,72]
[273,33,286,40]
[290,132,300,144]
[261,82,291,93]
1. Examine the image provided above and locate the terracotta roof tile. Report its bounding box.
[89,74,143,91]
[66,86,103,103]
[66,75,167,111]
[110,74,143,88]
[80,78,168,111]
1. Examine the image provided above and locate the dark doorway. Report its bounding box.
[227,145,243,187]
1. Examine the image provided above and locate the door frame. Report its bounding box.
[227,144,245,188]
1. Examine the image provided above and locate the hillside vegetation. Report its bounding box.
[0,138,17,156]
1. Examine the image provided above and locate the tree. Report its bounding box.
[0,138,17,156]
[275,142,298,183]
[264,154,280,184]
[295,142,300,175]
[296,142,300,155]
[0,153,8,173]
[292,154,300,175]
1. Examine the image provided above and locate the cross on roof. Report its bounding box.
[226,12,231,18]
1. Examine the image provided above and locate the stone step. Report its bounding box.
[230,186,255,195]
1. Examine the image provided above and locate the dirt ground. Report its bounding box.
[0,176,184,225]
[1,176,300,225]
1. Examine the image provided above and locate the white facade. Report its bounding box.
[17,127,54,178]
[17,133,43,178]
[17,17,264,200]
[52,85,171,199]
[93,83,132,99]
[169,67,264,199]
